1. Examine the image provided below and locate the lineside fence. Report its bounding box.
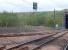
[0,11,64,33]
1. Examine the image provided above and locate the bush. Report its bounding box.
[0,12,19,27]
[0,11,64,27]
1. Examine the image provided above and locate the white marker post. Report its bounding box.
[56,24,59,29]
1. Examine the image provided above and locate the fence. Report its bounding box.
[0,11,64,33]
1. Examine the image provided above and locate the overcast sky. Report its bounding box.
[0,0,68,12]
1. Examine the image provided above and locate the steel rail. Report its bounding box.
[32,31,68,50]
[7,30,66,50]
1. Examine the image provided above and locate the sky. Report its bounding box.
[0,0,68,12]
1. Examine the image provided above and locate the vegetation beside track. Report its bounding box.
[0,10,64,27]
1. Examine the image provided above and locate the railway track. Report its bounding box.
[63,40,68,50]
[0,33,46,37]
[6,30,68,50]
[32,31,68,50]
